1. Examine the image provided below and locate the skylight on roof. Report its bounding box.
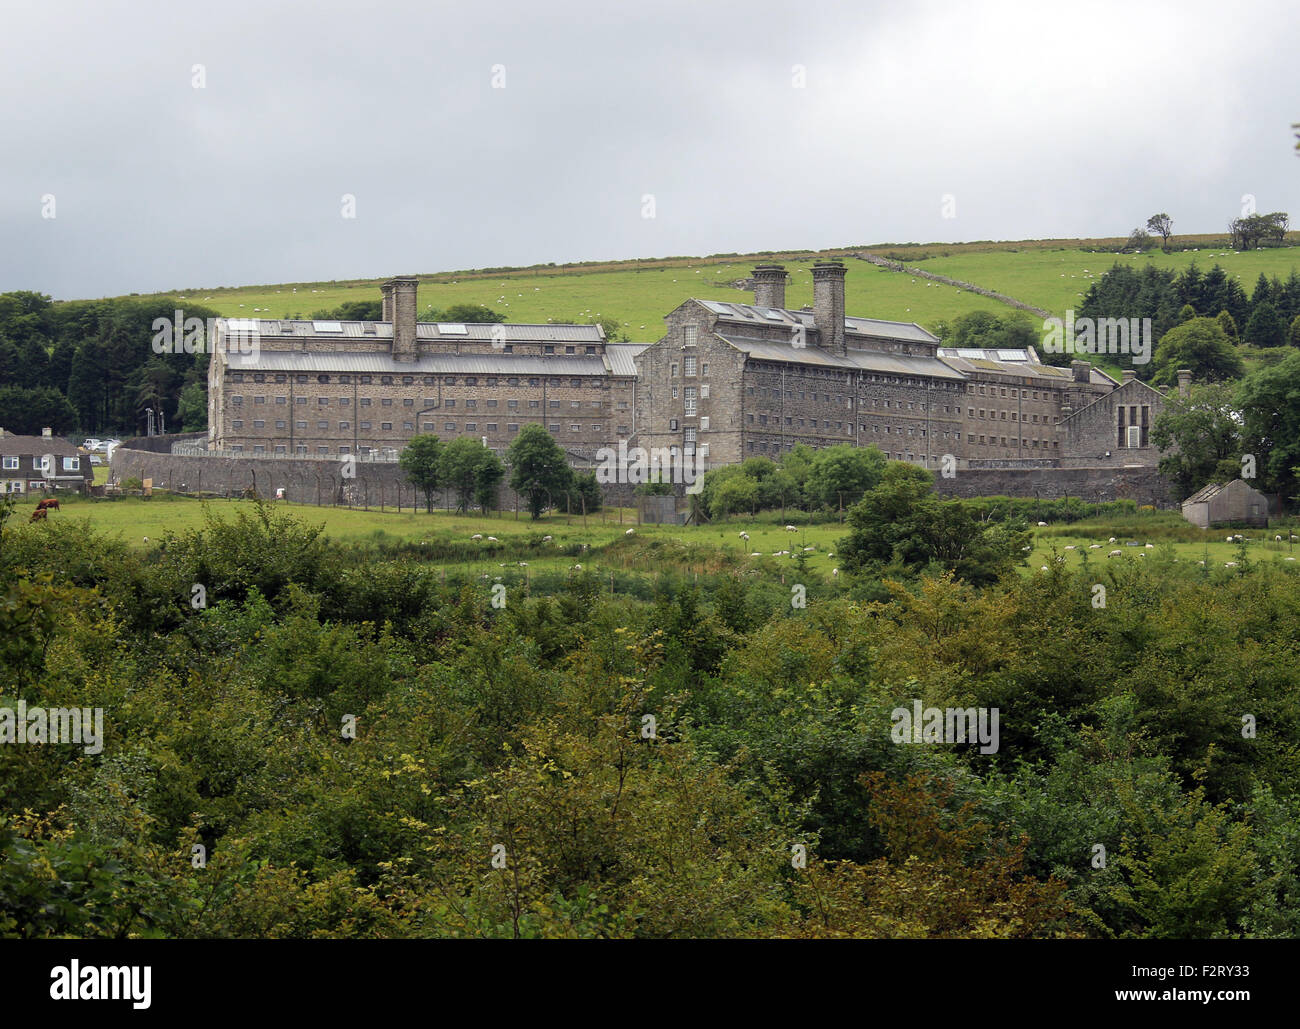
[438,323,468,335]
[312,321,343,333]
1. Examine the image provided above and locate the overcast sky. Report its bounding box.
[2,0,1296,299]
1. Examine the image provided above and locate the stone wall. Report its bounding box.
[932,464,1175,507]
[110,444,642,511]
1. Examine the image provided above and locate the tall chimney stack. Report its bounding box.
[752,264,787,309]
[387,276,419,362]
[812,260,846,354]
[1177,368,1192,397]
[381,282,395,322]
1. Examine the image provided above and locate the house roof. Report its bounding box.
[695,299,940,344]
[1183,479,1263,505]
[0,433,81,457]
[715,333,966,379]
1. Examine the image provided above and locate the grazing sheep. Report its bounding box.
[471,534,482,540]
[1226,537,1234,543]
[1037,521,1047,526]
[738,532,749,541]
[571,564,582,570]
[1064,545,1076,550]
[1109,550,1122,557]
[1040,565,1049,571]
[1145,543,1154,549]
[1276,535,1283,542]
[832,568,839,576]
[1109,537,1117,544]
[625,528,635,535]
[542,535,552,542]
[1225,562,1237,567]
[785,525,797,532]
[750,552,761,557]
[487,536,498,542]
[1089,544,1102,549]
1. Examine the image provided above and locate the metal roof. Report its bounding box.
[217,319,605,344]
[937,347,1113,384]
[697,299,939,344]
[226,351,612,376]
[716,334,967,379]
[606,343,649,376]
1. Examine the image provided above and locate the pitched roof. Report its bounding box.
[0,433,80,457]
[217,319,606,344]
[715,334,966,379]
[1184,479,1264,504]
[695,300,939,344]
[226,351,612,377]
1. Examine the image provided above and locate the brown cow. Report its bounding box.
[29,507,48,522]
[36,497,60,511]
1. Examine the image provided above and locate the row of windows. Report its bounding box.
[229,395,627,411]
[231,418,619,435]
[969,408,1059,424]
[670,358,708,377]
[229,373,607,387]
[2,456,79,471]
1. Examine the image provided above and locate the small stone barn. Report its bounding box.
[1181,479,1271,529]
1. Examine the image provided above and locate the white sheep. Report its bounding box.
[1089,544,1102,549]
[785,525,797,532]
[832,568,839,576]
[625,528,635,535]
[1064,545,1076,550]
[471,534,482,540]
[1109,537,1117,544]
[542,535,552,542]
[1037,521,1047,526]
[487,536,498,542]
[1109,550,1122,557]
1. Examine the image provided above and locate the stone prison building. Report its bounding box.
[205,266,1188,500]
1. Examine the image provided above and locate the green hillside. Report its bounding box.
[106,235,1300,345]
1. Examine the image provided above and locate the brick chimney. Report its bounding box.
[41,427,52,438]
[381,282,395,322]
[1071,360,1090,383]
[387,277,419,362]
[752,264,787,309]
[812,260,846,355]
[1177,368,1192,397]
[1122,369,1136,383]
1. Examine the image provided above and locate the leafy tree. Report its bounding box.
[1150,383,1243,500]
[1123,227,1154,252]
[177,382,207,433]
[438,437,504,514]
[838,463,1029,585]
[506,424,572,519]
[399,434,445,512]
[434,304,507,324]
[1244,301,1287,348]
[1216,310,1238,340]
[1146,213,1173,250]
[567,470,602,513]
[0,386,77,435]
[1290,315,1300,348]
[1151,317,1244,385]
[806,444,886,508]
[1237,350,1300,500]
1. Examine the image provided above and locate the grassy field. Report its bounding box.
[99,234,1300,346]
[11,494,1300,585]
[917,245,1300,320]
[148,258,1011,343]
